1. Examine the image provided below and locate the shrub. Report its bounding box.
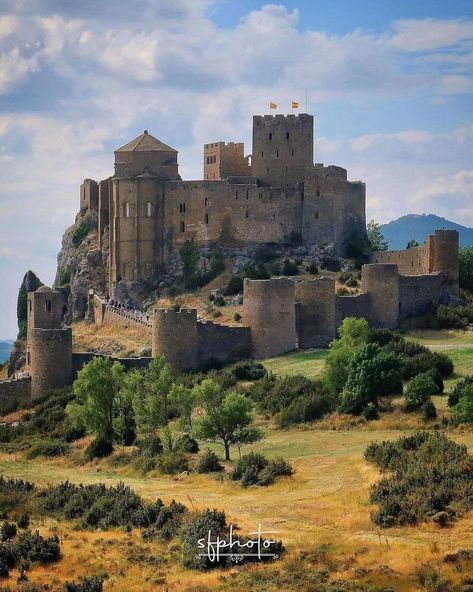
[132,455,157,474]
[176,434,199,453]
[26,440,70,459]
[284,231,303,247]
[231,452,268,486]
[345,276,358,288]
[453,384,473,422]
[254,245,275,262]
[268,261,281,275]
[85,436,113,460]
[16,530,61,563]
[404,373,438,411]
[0,522,17,542]
[281,260,299,276]
[366,431,473,527]
[64,576,104,592]
[196,450,224,474]
[422,399,437,421]
[424,368,444,394]
[157,451,189,475]
[181,509,227,569]
[432,352,454,378]
[362,403,379,421]
[448,375,473,407]
[213,295,225,306]
[233,312,242,322]
[136,434,163,457]
[320,257,341,272]
[307,262,318,274]
[231,360,267,381]
[17,514,30,529]
[224,275,243,295]
[241,263,270,280]
[57,266,71,287]
[72,221,92,247]
[278,390,336,427]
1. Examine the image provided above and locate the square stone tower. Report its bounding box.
[251,113,314,187]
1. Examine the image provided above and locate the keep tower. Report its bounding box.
[251,113,314,187]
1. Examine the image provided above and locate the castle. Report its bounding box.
[0,113,461,403]
[80,113,366,297]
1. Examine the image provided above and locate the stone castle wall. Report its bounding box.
[197,320,251,365]
[204,142,250,180]
[152,308,198,373]
[29,328,72,399]
[0,377,31,407]
[295,277,336,348]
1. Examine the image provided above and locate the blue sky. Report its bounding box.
[0,0,473,339]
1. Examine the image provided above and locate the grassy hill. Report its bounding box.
[381,213,473,249]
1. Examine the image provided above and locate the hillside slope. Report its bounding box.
[381,214,473,249]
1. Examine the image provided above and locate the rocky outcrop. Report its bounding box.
[54,209,107,323]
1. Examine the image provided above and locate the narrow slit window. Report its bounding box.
[180,221,185,232]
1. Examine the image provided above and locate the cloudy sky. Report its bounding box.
[1,0,473,338]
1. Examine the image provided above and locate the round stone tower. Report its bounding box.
[242,278,296,359]
[428,229,459,294]
[361,264,399,329]
[152,308,198,372]
[27,286,72,399]
[295,277,336,348]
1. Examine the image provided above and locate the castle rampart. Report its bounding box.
[0,377,31,408]
[295,277,336,347]
[152,308,198,373]
[361,264,400,329]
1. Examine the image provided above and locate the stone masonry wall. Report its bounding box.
[0,377,31,407]
[197,320,251,365]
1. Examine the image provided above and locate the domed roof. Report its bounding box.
[36,285,52,293]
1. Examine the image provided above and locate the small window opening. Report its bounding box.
[205,213,209,224]
[269,133,272,140]
[180,221,185,232]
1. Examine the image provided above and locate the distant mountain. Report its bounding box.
[381,214,473,250]
[0,340,13,365]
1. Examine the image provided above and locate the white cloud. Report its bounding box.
[390,18,473,52]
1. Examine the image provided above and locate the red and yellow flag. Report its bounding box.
[269,102,278,109]
[292,101,300,109]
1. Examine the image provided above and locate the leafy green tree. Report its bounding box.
[193,379,254,461]
[453,384,473,422]
[233,425,264,459]
[339,343,402,415]
[67,357,125,440]
[406,239,420,249]
[366,220,388,251]
[113,388,136,448]
[459,246,473,292]
[169,383,197,431]
[128,357,173,434]
[324,317,371,395]
[404,372,438,411]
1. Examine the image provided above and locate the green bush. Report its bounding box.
[453,384,473,422]
[345,276,358,288]
[181,509,227,569]
[306,262,318,274]
[136,434,163,457]
[176,434,199,453]
[422,399,437,421]
[448,375,473,407]
[320,257,341,272]
[72,221,92,248]
[254,245,276,262]
[26,440,70,459]
[268,261,281,275]
[231,360,267,381]
[404,373,438,411]
[362,403,379,421]
[196,450,224,474]
[224,275,243,295]
[157,451,189,475]
[282,260,299,276]
[365,431,473,527]
[213,294,226,306]
[241,262,270,280]
[427,301,473,330]
[57,266,71,287]
[231,452,293,487]
[64,576,104,592]
[459,246,473,291]
[0,522,17,542]
[85,436,113,460]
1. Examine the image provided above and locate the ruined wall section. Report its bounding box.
[197,321,251,365]
[399,273,450,319]
[335,292,371,327]
[80,179,98,212]
[242,278,296,358]
[0,377,31,407]
[295,278,336,347]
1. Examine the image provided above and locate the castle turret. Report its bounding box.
[361,264,399,329]
[251,114,314,187]
[152,308,198,372]
[427,229,459,294]
[242,278,296,358]
[27,286,72,399]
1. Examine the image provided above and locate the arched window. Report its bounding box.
[123,202,130,217]
[180,221,185,233]
[204,197,208,207]
[27,351,30,365]
[45,300,52,312]
[205,213,209,224]
[245,210,249,219]
[28,300,32,312]
[146,202,152,217]
[269,133,272,140]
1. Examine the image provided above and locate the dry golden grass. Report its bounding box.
[72,320,151,357]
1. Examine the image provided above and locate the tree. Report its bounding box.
[127,357,174,434]
[334,317,371,349]
[193,379,254,461]
[453,384,473,422]
[366,220,388,251]
[179,239,199,278]
[233,425,264,459]
[404,372,438,411]
[169,383,197,431]
[339,343,402,414]
[406,239,420,249]
[113,388,136,448]
[67,357,125,440]
[459,246,473,292]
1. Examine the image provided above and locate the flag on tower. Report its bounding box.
[292,101,300,109]
[269,102,278,110]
